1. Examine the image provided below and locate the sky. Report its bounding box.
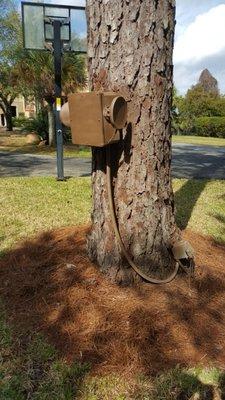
[18,0,225,95]
[175,0,225,94]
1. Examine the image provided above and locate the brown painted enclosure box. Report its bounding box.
[68,92,121,147]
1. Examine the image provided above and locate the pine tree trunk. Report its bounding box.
[86,0,181,284]
[47,103,55,146]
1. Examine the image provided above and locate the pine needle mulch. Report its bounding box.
[0,225,225,377]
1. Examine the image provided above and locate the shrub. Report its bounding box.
[21,109,48,140]
[63,126,72,143]
[172,118,195,136]
[173,116,225,137]
[193,116,225,138]
[12,115,27,128]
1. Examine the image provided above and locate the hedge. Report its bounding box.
[173,116,225,138]
[193,116,225,138]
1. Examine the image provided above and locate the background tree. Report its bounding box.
[0,0,87,141]
[0,1,24,130]
[182,85,223,118]
[0,64,21,131]
[87,0,181,284]
[19,51,87,145]
[173,70,225,137]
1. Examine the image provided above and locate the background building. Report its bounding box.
[0,96,35,127]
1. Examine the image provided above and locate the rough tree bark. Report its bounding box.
[5,106,13,131]
[86,0,181,284]
[0,99,14,131]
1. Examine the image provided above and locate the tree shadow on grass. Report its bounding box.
[173,141,225,231]
[131,368,225,399]
[151,369,225,400]
[210,213,225,244]
[174,179,208,230]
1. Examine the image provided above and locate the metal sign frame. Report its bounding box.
[21,1,87,54]
[21,1,87,181]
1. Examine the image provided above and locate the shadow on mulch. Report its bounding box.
[0,225,225,377]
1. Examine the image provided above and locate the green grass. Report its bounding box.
[173,179,225,244]
[1,177,225,398]
[0,303,90,400]
[1,177,225,255]
[0,133,91,158]
[77,366,225,399]
[10,144,91,158]
[172,134,225,147]
[2,133,225,157]
[0,177,91,253]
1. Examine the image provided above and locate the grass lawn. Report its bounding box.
[172,134,225,147]
[1,177,225,253]
[1,177,225,399]
[2,132,225,161]
[174,179,225,244]
[0,132,91,158]
[0,177,91,254]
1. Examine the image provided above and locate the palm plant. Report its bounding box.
[21,109,48,141]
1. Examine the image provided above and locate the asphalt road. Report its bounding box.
[0,152,91,178]
[172,143,225,179]
[0,143,225,179]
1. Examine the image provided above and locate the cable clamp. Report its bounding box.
[172,240,195,277]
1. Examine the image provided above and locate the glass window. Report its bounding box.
[70,9,87,52]
[45,7,69,18]
[23,4,45,49]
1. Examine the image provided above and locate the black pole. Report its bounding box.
[53,19,64,181]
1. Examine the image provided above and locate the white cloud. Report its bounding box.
[174,65,201,94]
[174,48,225,95]
[174,4,225,64]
